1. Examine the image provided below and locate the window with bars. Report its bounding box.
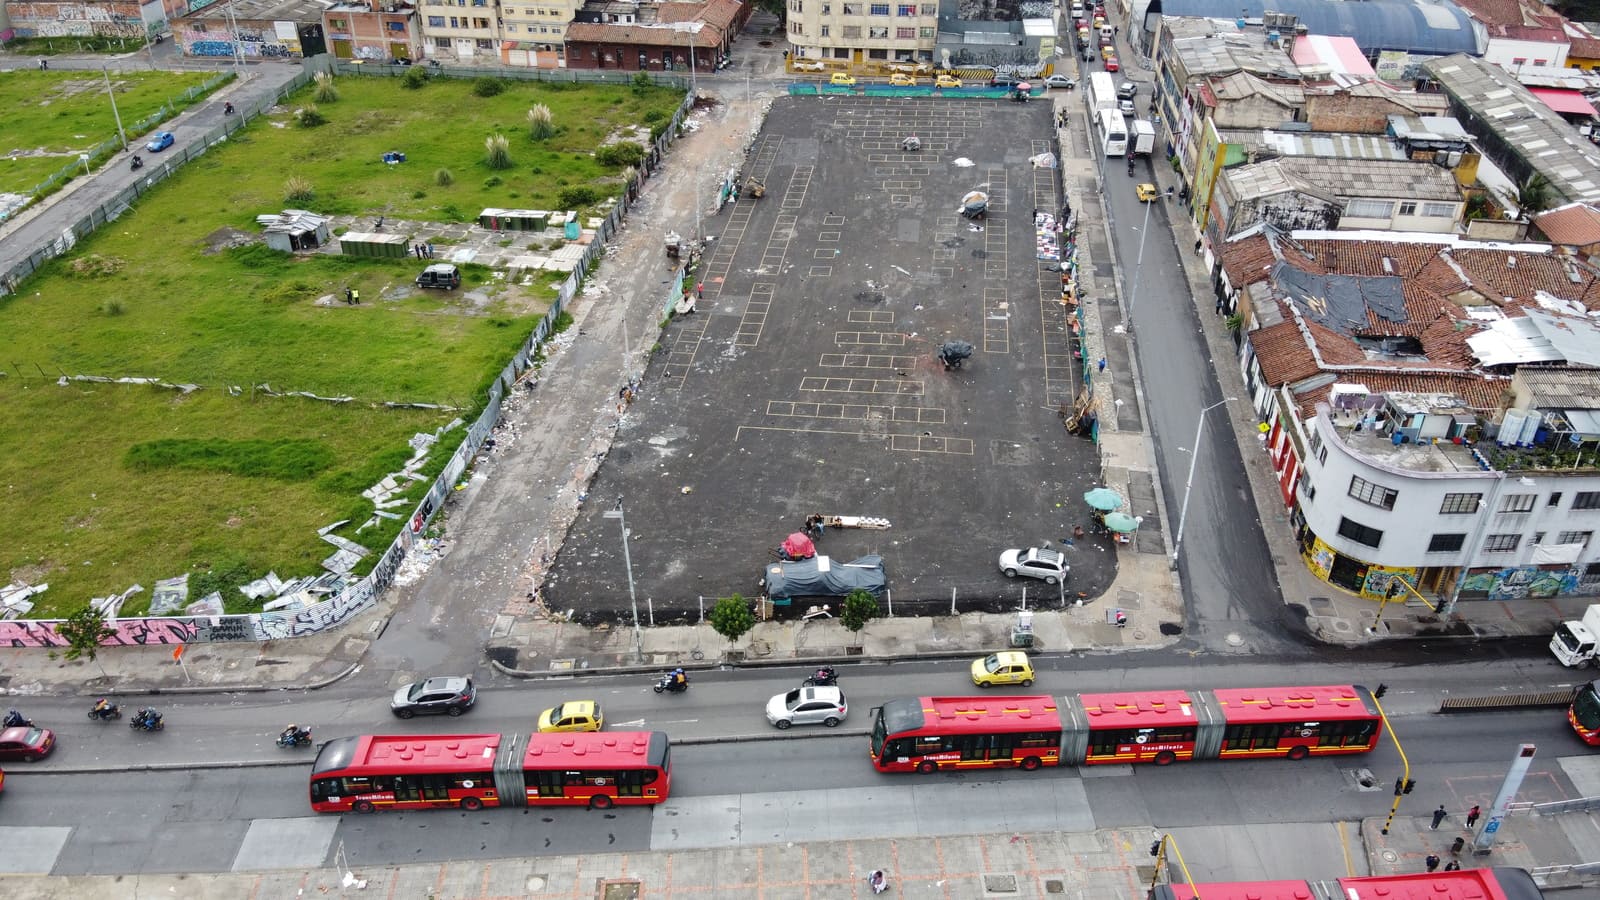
[1558,531,1595,547]
[1398,202,1416,216]
[868,25,888,37]
[1427,533,1466,553]
[1576,492,1600,510]
[920,2,935,11]
[1483,533,1521,552]
[898,3,915,13]
[842,25,860,37]
[870,2,889,13]
[1348,476,1397,510]
[1440,493,1481,514]
[896,26,914,37]
[1500,493,1537,513]
[1423,202,1455,217]
[1337,517,1383,548]
[919,26,933,37]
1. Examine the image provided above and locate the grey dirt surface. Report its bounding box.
[547,95,1117,621]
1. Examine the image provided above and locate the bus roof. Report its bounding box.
[1213,684,1378,724]
[521,730,668,769]
[315,734,501,777]
[1078,689,1196,728]
[918,696,1061,731]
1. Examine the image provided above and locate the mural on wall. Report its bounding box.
[179,25,294,57]
[1361,567,1418,600]
[10,1,146,38]
[1462,566,1581,601]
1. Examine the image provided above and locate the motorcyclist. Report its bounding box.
[281,723,309,743]
[94,698,114,715]
[223,101,234,115]
[133,707,162,728]
[673,668,687,689]
[130,154,143,170]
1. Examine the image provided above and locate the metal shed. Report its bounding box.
[256,209,332,253]
[337,231,410,258]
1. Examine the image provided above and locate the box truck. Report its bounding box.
[1552,604,1600,666]
[1130,118,1155,156]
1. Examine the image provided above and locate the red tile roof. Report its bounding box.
[1534,203,1600,246]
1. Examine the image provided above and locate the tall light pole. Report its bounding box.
[1171,397,1235,569]
[102,65,127,150]
[602,498,644,662]
[1443,471,1509,616]
[672,22,698,96]
[1125,185,1154,317]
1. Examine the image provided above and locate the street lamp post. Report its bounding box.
[1443,472,1508,616]
[1371,684,1416,835]
[102,66,128,151]
[1125,189,1154,317]
[602,500,644,662]
[1171,397,1236,569]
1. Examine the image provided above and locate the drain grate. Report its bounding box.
[1044,879,1066,894]
[599,879,641,900]
[983,873,1020,894]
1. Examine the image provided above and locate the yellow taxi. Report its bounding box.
[1135,183,1159,202]
[970,651,1036,688]
[889,73,917,86]
[935,74,962,89]
[537,700,604,733]
[829,72,857,86]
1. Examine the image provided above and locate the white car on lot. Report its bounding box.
[999,547,1070,584]
[1043,74,1077,90]
[766,685,848,729]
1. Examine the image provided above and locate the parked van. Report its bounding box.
[415,263,460,290]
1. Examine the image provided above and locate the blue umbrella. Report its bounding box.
[1103,512,1141,533]
[1083,487,1122,511]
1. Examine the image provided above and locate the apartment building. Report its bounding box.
[500,0,586,67]
[786,0,939,67]
[417,0,502,63]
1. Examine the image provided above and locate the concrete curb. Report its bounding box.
[20,659,365,701]
[489,647,1051,679]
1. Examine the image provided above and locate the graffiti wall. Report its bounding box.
[1461,565,1582,601]
[9,0,145,38]
[177,20,298,58]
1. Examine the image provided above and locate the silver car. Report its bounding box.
[999,547,1070,584]
[766,685,848,729]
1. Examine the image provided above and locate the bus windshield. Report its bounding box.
[1574,683,1600,730]
[870,709,887,757]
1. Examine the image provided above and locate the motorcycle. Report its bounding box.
[802,665,838,687]
[130,707,164,732]
[3,709,32,728]
[277,725,312,748]
[223,102,234,115]
[130,155,144,171]
[88,700,122,720]
[653,672,689,694]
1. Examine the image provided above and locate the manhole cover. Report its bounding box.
[600,880,641,900]
[982,873,1019,893]
[526,874,547,890]
[1044,879,1066,894]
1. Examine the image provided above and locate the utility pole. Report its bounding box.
[102,66,127,151]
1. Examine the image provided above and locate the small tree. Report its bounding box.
[57,605,115,674]
[708,594,756,645]
[1518,174,1553,216]
[839,589,879,642]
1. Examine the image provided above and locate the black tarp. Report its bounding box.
[764,555,886,598]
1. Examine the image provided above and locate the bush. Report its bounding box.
[631,71,653,94]
[485,133,512,170]
[401,66,429,89]
[284,174,314,203]
[312,71,339,103]
[643,109,666,124]
[557,185,600,208]
[434,168,454,186]
[473,77,505,97]
[527,104,555,141]
[294,105,326,128]
[709,594,756,644]
[595,142,646,168]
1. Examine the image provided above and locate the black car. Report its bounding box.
[391,675,477,718]
[990,73,1021,87]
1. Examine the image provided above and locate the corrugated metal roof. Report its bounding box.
[1152,0,1481,54]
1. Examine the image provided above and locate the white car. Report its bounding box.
[999,547,1070,584]
[1043,74,1077,90]
[766,685,847,729]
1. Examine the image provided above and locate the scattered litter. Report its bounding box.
[952,158,975,167]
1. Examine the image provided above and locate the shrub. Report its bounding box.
[557,185,600,208]
[434,168,454,186]
[527,104,555,141]
[709,594,756,644]
[631,71,653,94]
[482,175,503,188]
[284,175,314,203]
[401,66,429,89]
[595,142,645,168]
[99,299,125,316]
[312,71,339,103]
[473,77,505,97]
[485,134,512,170]
[294,105,326,128]
[642,109,665,124]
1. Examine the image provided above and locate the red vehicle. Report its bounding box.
[0,726,55,762]
[870,685,1381,773]
[1150,866,1543,899]
[1568,681,1600,745]
[310,731,671,813]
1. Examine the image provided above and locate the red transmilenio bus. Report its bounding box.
[1568,681,1600,746]
[869,684,1381,773]
[1150,866,1543,900]
[309,731,671,813]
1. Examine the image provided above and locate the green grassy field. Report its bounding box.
[0,69,217,194]
[0,72,681,616]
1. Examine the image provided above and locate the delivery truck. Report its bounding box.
[1130,118,1155,156]
[1552,604,1600,666]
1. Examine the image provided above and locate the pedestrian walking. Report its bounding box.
[696,282,704,299]
[1444,861,1460,871]
[1097,357,1107,373]
[1114,610,1127,628]
[1431,805,1447,829]
[345,287,354,304]
[1425,854,1440,873]
[427,243,434,258]
[38,58,48,71]
[1450,837,1465,856]
[1215,297,1224,315]
[350,288,360,305]
[1466,804,1480,828]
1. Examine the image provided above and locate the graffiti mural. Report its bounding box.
[0,616,202,648]
[9,1,145,38]
[1463,566,1582,601]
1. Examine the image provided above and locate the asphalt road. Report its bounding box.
[1,656,1593,876]
[1076,50,1293,657]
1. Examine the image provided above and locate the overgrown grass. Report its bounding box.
[0,69,215,194]
[0,72,680,616]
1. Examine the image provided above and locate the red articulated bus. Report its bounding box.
[309,731,671,813]
[870,684,1381,773]
[1149,866,1544,900]
[1567,681,1600,746]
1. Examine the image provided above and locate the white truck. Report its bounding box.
[1552,604,1600,666]
[1130,119,1156,156]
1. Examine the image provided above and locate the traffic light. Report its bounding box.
[1150,840,1161,857]
[1395,777,1405,796]
[1403,779,1416,794]
[1374,683,1388,699]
